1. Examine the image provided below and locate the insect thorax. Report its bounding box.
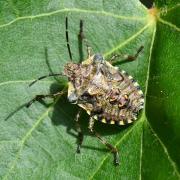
[64,54,144,125]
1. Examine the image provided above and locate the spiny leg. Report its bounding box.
[110,46,144,64]
[78,19,92,58]
[26,92,64,108]
[88,117,120,166]
[75,110,84,153]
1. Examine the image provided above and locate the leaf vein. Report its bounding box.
[144,21,156,107]
[53,126,74,148]
[158,17,180,31]
[89,120,143,180]
[104,22,152,57]
[0,80,54,87]
[166,3,180,12]
[147,121,180,178]
[0,8,146,29]
[139,124,143,180]
[2,98,59,179]
[0,140,19,145]
[33,136,55,162]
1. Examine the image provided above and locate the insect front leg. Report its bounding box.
[88,117,120,166]
[110,46,144,64]
[26,92,64,108]
[75,110,84,153]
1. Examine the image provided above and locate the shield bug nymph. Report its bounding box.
[26,17,144,166]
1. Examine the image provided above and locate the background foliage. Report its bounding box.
[0,0,179,179]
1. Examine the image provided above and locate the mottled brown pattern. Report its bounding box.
[64,55,144,125]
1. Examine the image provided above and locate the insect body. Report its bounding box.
[27,17,144,166]
[65,54,144,126]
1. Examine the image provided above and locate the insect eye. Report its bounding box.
[93,53,104,63]
[68,92,78,104]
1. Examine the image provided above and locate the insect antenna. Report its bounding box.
[66,17,73,61]
[29,73,64,87]
[78,19,92,58]
[78,20,84,62]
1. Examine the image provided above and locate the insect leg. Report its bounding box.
[78,19,92,58]
[26,92,64,108]
[75,110,84,153]
[88,117,120,166]
[110,46,144,64]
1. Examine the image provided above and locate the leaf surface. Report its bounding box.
[0,0,179,179]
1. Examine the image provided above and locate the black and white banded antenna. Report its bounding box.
[65,17,73,61]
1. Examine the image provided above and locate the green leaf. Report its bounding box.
[0,0,179,179]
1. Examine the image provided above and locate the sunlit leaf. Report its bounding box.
[0,0,179,179]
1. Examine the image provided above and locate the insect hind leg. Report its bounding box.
[110,46,144,64]
[75,110,84,153]
[88,117,120,166]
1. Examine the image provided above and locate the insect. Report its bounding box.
[26,17,144,166]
